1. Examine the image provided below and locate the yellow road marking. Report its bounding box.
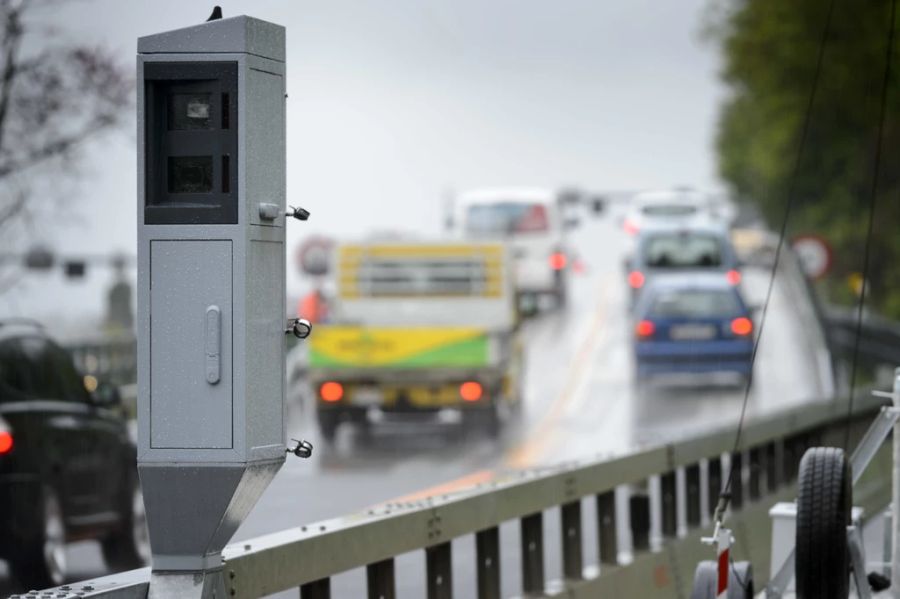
[387,469,495,503]
[504,274,614,469]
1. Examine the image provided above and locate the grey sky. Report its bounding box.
[2,0,727,333]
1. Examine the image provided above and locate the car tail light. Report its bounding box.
[726,269,742,285]
[320,381,344,402]
[0,430,12,455]
[635,320,655,338]
[459,381,483,402]
[548,252,567,271]
[731,317,753,336]
[623,219,639,236]
[628,271,645,289]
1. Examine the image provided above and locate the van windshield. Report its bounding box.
[465,202,549,236]
[644,233,723,268]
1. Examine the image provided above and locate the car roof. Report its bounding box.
[0,318,46,342]
[633,188,710,206]
[457,187,557,207]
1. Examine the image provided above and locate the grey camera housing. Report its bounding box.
[136,15,286,572]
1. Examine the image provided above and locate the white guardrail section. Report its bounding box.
[19,393,892,599]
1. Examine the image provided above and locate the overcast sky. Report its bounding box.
[2,0,727,334]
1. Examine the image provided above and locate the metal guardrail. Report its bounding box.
[828,308,900,368]
[23,392,892,599]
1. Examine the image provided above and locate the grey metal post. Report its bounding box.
[426,542,453,599]
[891,367,900,598]
[476,527,501,599]
[136,14,290,598]
[521,512,545,594]
[685,463,701,528]
[561,501,583,580]
[596,490,617,565]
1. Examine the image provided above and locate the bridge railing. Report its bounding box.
[27,391,891,599]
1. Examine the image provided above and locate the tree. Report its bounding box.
[0,0,130,286]
[709,0,900,316]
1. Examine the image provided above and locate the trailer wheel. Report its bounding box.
[795,446,851,599]
[690,560,753,599]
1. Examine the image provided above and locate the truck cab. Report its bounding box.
[452,188,571,311]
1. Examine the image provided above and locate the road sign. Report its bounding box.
[792,234,832,280]
[296,235,334,276]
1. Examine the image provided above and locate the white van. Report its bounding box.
[452,188,571,308]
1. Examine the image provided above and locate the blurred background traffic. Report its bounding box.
[1,0,897,595]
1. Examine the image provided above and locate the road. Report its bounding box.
[0,213,832,596]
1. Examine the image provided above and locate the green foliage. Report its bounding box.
[711,0,900,316]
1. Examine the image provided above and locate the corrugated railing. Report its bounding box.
[22,391,892,599]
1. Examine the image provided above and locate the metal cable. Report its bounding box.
[843,0,897,452]
[716,0,837,522]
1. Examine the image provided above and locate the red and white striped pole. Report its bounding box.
[714,524,732,598]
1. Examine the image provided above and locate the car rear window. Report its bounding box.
[0,339,32,403]
[644,233,722,268]
[465,202,549,235]
[649,288,741,318]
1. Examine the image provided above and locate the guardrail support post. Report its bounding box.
[730,452,744,510]
[749,447,762,501]
[707,456,722,520]
[685,463,701,528]
[521,512,545,594]
[561,501,583,580]
[661,471,677,538]
[630,490,651,552]
[476,527,501,599]
[366,558,396,599]
[767,441,781,491]
[597,490,617,565]
[426,541,453,599]
[301,578,331,599]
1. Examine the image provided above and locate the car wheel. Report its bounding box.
[12,486,67,589]
[102,476,151,572]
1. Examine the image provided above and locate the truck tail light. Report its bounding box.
[548,252,567,271]
[726,269,742,285]
[459,381,483,402]
[320,381,344,402]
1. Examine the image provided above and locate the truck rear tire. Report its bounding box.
[795,447,851,599]
[318,412,339,443]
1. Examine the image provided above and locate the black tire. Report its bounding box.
[11,486,67,589]
[318,412,339,443]
[101,475,150,572]
[690,560,754,599]
[795,446,851,599]
[466,406,500,439]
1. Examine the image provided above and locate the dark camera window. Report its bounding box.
[144,62,238,224]
[168,156,213,193]
[168,93,213,130]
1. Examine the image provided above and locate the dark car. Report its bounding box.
[0,320,148,589]
[626,224,742,307]
[632,275,755,385]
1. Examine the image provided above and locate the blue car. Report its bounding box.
[632,274,754,384]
